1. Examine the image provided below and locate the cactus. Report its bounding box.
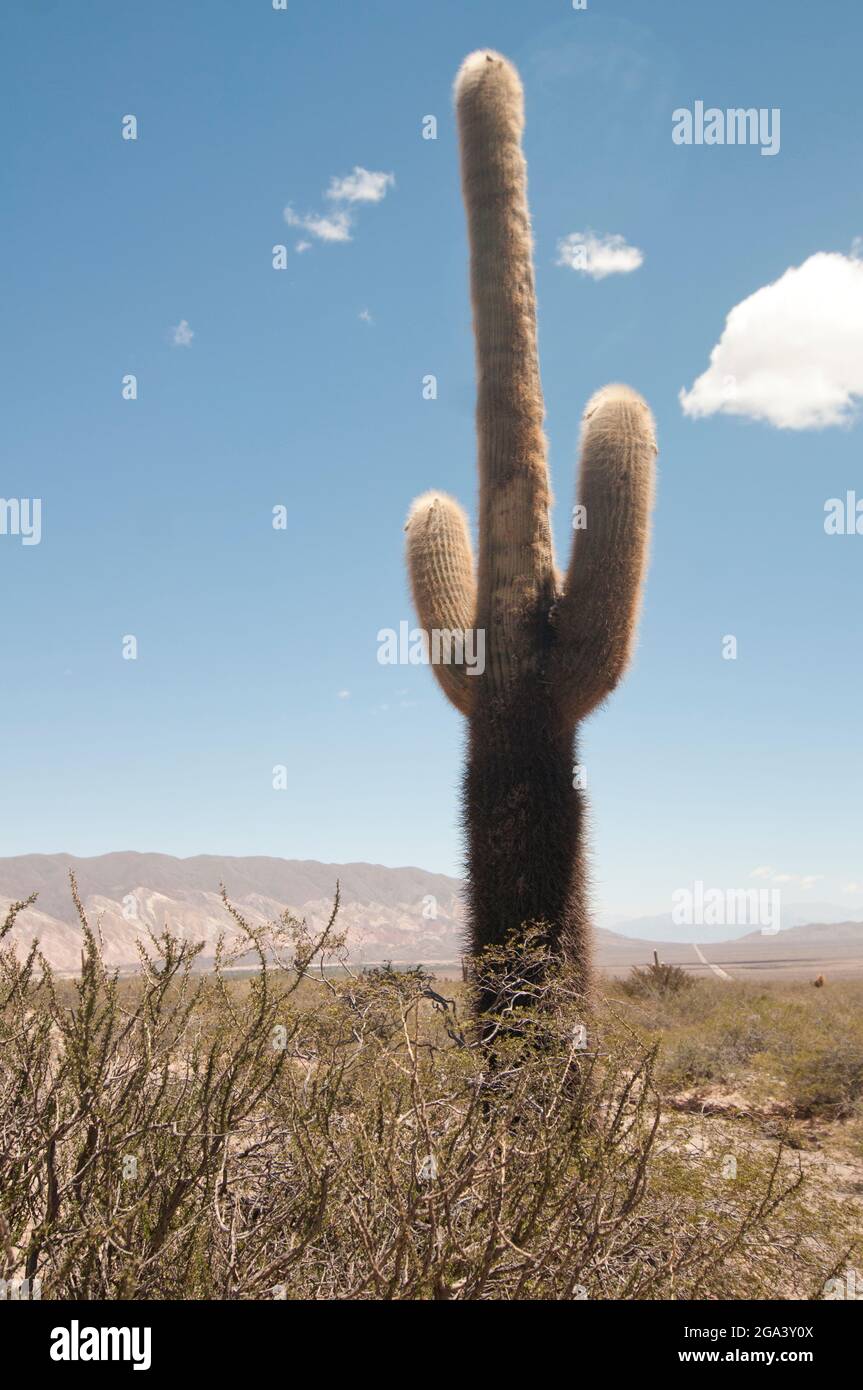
[405,51,657,1011]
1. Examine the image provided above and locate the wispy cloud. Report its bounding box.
[284,207,352,243]
[325,167,394,204]
[284,166,394,249]
[749,866,822,889]
[171,319,194,347]
[556,230,644,280]
[680,246,863,429]
[358,308,374,324]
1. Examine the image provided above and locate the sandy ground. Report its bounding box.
[418,938,863,983]
[598,937,863,983]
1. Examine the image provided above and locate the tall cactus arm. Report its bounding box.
[405,491,477,716]
[455,51,556,682]
[551,385,657,722]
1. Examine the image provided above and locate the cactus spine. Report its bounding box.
[405,51,657,1009]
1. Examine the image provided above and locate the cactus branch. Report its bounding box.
[552,385,657,722]
[405,492,477,715]
[455,52,555,684]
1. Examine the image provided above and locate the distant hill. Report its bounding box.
[737,919,863,945]
[2,853,861,974]
[602,901,862,945]
[0,853,464,972]
[595,919,863,981]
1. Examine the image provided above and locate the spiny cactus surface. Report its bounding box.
[406,51,657,1011]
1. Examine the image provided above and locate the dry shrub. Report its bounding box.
[788,1043,863,1119]
[620,959,695,1001]
[0,881,841,1300]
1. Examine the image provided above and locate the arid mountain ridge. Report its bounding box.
[0,853,464,972]
[0,853,860,974]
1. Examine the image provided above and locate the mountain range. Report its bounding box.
[0,853,860,973]
[598,899,862,944]
[0,853,464,972]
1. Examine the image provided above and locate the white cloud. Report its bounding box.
[284,205,352,243]
[283,167,394,251]
[749,865,774,880]
[556,230,644,280]
[325,167,394,204]
[749,866,821,889]
[337,690,351,699]
[171,319,194,347]
[295,239,312,254]
[359,308,374,324]
[680,248,863,429]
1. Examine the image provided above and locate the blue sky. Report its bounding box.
[2,0,861,920]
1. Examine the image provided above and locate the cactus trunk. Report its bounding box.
[405,52,657,1013]
[466,701,591,1010]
